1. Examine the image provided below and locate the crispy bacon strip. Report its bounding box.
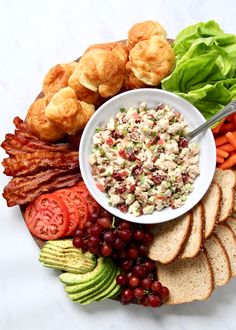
[1,117,82,207]
[3,169,81,206]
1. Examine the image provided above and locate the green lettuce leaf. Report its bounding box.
[162,20,236,119]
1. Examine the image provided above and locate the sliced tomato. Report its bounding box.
[25,194,69,240]
[60,188,89,229]
[71,182,101,216]
[53,189,81,236]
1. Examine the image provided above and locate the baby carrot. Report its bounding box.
[216,156,224,164]
[215,135,228,146]
[216,148,229,158]
[212,119,225,134]
[225,132,236,149]
[219,155,236,169]
[220,123,235,133]
[219,143,234,152]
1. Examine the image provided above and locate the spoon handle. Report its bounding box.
[188,100,236,140]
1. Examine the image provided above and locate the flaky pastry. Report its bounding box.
[123,61,148,91]
[129,36,175,86]
[127,20,167,49]
[42,62,78,95]
[77,46,127,98]
[26,94,66,142]
[45,87,95,135]
[68,69,102,107]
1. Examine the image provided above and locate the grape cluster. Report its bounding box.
[73,209,169,307]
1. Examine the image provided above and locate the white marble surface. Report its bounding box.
[1,0,236,329]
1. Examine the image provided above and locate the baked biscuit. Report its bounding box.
[42,62,78,95]
[123,61,148,91]
[77,47,127,98]
[127,20,167,49]
[26,94,65,142]
[129,36,175,86]
[45,87,95,135]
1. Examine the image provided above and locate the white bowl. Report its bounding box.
[79,89,216,224]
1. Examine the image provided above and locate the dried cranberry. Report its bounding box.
[132,166,143,176]
[127,152,136,161]
[118,203,128,213]
[179,137,189,148]
[156,103,165,110]
[152,173,163,185]
[129,184,136,193]
[112,171,123,181]
[116,186,127,194]
[182,174,189,183]
[119,149,127,159]
[135,118,141,123]
[111,130,122,139]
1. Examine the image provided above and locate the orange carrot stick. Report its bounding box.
[219,155,236,169]
[215,135,228,146]
[219,143,234,152]
[216,156,224,164]
[225,132,236,149]
[220,123,235,133]
[216,148,229,158]
[212,119,225,134]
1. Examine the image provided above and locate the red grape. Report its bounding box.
[103,230,116,244]
[119,229,132,242]
[134,229,145,241]
[88,246,99,254]
[121,288,134,303]
[74,228,85,237]
[144,232,154,244]
[143,259,156,273]
[138,244,149,256]
[151,281,162,294]
[159,286,169,298]
[120,259,133,272]
[90,224,103,237]
[134,287,144,299]
[87,236,100,248]
[148,295,161,307]
[116,274,128,286]
[119,221,131,230]
[129,276,140,288]
[140,295,149,306]
[101,244,112,257]
[141,278,152,290]
[133,265,146,278]
[113,238,125,250]
[73,237,85,249]
[127,246,138,259]
[97,217,112,229]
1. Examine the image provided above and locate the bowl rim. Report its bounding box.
[79,88,216,224]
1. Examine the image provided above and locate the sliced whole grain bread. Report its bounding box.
[214,224,236,276]
[204,234,231,287]
[148,213,192,264]
[213,168,236,222]
[157,250,214,304]
[180,203,204,259]
[202,182,222,239]
[226,217,236,236]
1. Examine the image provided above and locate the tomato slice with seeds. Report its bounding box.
[71,182,101,216]
[25,194,69,240]
[53,189,80,236]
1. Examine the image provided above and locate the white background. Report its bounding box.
[0,1,236,329]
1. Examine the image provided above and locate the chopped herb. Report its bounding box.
[95,127,101,133]
[122,128,128,135]
[152,131,157,137]
[99,148,105,156]
[120,107,126,113]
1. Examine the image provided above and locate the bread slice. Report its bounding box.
[148,213,192,264]
[202,182,222,238]
[214,224,236,276]
[180,203,204,259]
[157,250,214,304]
[204,234,231,287]
[213,168,236,222]
[227,217,236,236]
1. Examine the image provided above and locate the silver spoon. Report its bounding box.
[186,99,236,141]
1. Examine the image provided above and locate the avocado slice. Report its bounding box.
[44,239,74,249]
[96,270,122,301]
[59,257,105,285]
[78,268,118,305]
[67,262,117,301]
[65,258,114,293]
